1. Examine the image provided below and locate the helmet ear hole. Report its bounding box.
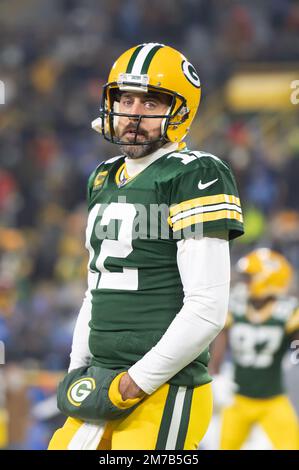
[180,109,189,124]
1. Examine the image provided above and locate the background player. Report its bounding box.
[210,248,299,450]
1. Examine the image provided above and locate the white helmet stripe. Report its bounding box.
[131,43,164,75]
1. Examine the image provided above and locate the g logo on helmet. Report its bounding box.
[182,60,201,88]
[67,377,96,407]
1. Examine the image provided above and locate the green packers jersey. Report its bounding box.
[228,293,299,398]
[86,147,244,388]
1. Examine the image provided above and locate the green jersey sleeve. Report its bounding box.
[86,163,108,205]
[87,169,97,204]
[167,153,244,240]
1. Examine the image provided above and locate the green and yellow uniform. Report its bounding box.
[221,295,299,449]
[50,147,243,450]
[86,149,243,387]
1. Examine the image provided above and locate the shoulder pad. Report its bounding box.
[272,296,299,322]
[103,155,123,165]
[164,149,230,174]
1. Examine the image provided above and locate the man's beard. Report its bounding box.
[119,140,165,159]
[117,125,166,159]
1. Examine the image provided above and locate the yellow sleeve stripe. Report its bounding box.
[170,202,242,225]
[285,307,299,334]
[171,209,243,232]
[169,194,241,217]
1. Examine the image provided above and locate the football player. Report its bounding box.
[210,248,299,449]
[48,43,244,450]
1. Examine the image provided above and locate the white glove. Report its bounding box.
[212,374,237,411]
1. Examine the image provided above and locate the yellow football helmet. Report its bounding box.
[237,248,293,299]
[92,43,201,145]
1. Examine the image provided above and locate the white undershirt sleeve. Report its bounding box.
[68,273,93,372]
[128,237,230,394]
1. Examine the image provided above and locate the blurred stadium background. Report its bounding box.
[0,0,298,449]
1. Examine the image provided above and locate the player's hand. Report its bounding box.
[118,372,146,400]
[57,366,143,421]
[212,373,236,411]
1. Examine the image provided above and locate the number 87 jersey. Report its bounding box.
[84,148,244,388]
[227,292,299,398]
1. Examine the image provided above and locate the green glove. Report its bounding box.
[57,366,140,422]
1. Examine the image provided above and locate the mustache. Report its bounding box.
[121,126,148,138]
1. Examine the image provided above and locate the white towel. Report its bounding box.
[67,421,106,450]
